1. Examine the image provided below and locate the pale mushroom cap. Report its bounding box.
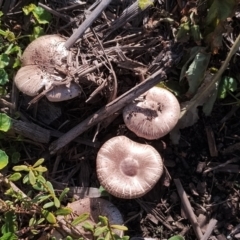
[123,87,180,140]
[21,34,68,67]
[14,65,50,96]
[46,82,81,102]
[15,35,81,101]
[96,136,163,199]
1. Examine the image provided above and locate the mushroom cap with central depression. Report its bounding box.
[96,136,163,199]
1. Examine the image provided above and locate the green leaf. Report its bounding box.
[29,170,36,185]
[46,181,55,194]
[2,211,17,233]
[206,0,236,26]
[37,218,45,224]
[185,50,211,95]
[29,217,36,226]
[110,225,128,231]
[0,233,18,240]
[22,3,36,15]
[36,174,46,183]
[34,166,48,172]
[99,216,108,226]
[8,173,22,181]
[121,236,130,240]
[13,57,21,68]
[43,201,55,209]
[0,113,12,132]
[218,76,237,99]
[33,158,45,167]
[168,235,185,240]
[4,30,15,42]
[32,194,48,203]
[55,207,72,216]
[94,226,108,237]
[175,22,190,42]
[0,69,8,85]
[32,7,52,24]
[58,187,70,202]
[138,0,153,10]
[72,213,90,226]
[0,150,8,170]
[0,54,10,68]
[53,196,60,208]
[30,26,44,41]
[13,165,29,171]
[104,231,111,240]
[41,210,56,224]
[23,174,29,184]
[82,221,94,232]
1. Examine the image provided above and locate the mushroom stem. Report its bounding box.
[64,0,112,49]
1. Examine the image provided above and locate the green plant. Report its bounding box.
[79,215,129,240]
[0,158,129,239]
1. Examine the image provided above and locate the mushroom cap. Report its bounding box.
[14,65,81,100]
[21,34,68,67]
[123,87,180,140]
[96,136,163,199]
[14,65,49,96]
[46,82,81,102]
[53,198,124,238]
[15,34,81,102]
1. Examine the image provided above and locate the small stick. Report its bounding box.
[64,0,113,49]
[174,179,203,240]
[205,126,218,157]
[200,218,218,240]
[203,157,239,174]
[49,67,167,154]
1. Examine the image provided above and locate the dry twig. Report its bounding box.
[174,179,203,240]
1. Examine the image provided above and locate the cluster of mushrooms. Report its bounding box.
[15,35,181,236]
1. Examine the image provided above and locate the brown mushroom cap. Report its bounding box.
[123,87,180,140]
[53,198,124,238]
[96,136,163,199]
[21,34,68,67]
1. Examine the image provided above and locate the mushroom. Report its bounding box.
[96,136,163,199]
[14,35,81,102]
[21,34,68,67]
[52,198,124,238]
[123,86,180,140]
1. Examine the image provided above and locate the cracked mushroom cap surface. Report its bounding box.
[96,136,163,199]
[123,87,180,140]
